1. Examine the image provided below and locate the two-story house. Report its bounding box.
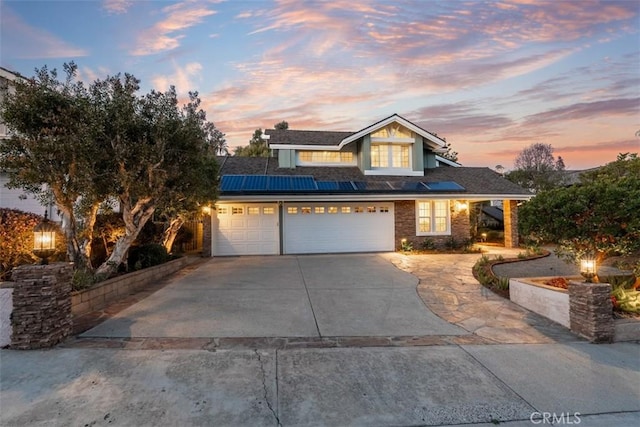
[206,114,531,256]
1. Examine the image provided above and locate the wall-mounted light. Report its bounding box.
[33,211,56,265]
[580,257,596,283]
[455,201,468,212]
[202,205,212,215]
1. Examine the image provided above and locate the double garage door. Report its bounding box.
[213,202,394,256]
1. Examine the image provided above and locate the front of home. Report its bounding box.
[205,114,531,256]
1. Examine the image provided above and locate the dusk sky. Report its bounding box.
[1,0,638,170]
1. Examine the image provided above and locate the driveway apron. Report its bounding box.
[81,254,466,339]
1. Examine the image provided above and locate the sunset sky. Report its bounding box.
[1,0,638,170]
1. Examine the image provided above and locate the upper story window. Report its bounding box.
[297,151,354,165]
[371,144,410,169]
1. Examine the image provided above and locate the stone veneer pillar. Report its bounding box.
[503,200,519,248]
[10,263,73,350]
[568,281,614,343]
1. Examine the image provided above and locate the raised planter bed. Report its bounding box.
[71,256,190,317]
[509,277,572,328]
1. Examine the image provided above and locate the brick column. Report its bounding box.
[202,213,212,257]
[10,263,73,350]
[568,281,614,343]
[503,200,519,248]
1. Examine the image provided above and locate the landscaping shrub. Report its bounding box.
[420,238,436,251]
[127,243,169,271]
[0,208,65,280]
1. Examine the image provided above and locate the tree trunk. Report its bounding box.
[162,216,185,253]
[94,199,155,278]
[51,189,96,270]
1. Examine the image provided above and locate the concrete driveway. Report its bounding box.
[82,254,465,338]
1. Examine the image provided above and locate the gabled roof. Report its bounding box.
[216,156,532,199]
[265,114,446,152]
[0,67,25,82]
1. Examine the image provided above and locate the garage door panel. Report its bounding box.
[284,202,394,254]
[214,203,279,256]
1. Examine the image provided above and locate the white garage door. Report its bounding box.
[283,202,394,254]
[213,204,279,256]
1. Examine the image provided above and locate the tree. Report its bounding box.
[234,128,271,157]
[440,139,458,163]
[92,81,219,277]
[519,153,640,264]
[505,143,566,193]
[0,63,109,268]
[274,120,289,130]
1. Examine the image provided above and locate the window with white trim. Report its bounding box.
[288,207,298,214]
[371,144,410,169]
[217,207,228,215]
[263,207,275,214]
[232,207,244,215]
[297,151,354,165]
[416,200,450,235]
[248,207,260,215]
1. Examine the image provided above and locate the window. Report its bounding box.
[371,144,410,169]
[298,151,354,164]
[328,206,338,214]
[315,207,325,214]
[354,207,364,213]
[288,207,298,214]
[367,206,376,213]
[217,207,228,215]
[232,207,244,215]
[379,206,389,213]
[416,201,450,235]
[301,207,311,214]
[263,207,275,214]
[248,207,260,215]
[341,206,351,214]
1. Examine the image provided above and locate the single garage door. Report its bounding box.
[283,202,394,254]
[213,203,279,255]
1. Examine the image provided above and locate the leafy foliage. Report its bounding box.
[234,128,271,157]
[505,143,566,193]
[519,153,640,264]
[128,243,169,271]
[0,209,66,280]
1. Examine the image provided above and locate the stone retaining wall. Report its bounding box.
[568,281,614,343]
[71,256,190,317]
[509,278,570,328]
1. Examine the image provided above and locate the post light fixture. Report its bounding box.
[33,211,56,265]
[579,257,596,283]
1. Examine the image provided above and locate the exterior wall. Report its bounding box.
[394,200,471,250]
[510,278,570,328]
[278,149,295,168]
[412,135,424,172]
[503,200,519,248]
[359,135,371,172]
[202,212,212,257]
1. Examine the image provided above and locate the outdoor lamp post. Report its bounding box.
[579,257,596,283]
[33,211,56,265]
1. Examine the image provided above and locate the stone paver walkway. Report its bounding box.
[383,248,581,344]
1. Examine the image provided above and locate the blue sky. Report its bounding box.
[1,0,638,169]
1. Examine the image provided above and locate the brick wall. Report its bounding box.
[202,213,212,257]
[10,263,73,350]
[394,200,471,250]
[503,200,519,248]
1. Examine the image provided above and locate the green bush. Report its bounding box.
[420,238,436,251]
[127,243,169,271]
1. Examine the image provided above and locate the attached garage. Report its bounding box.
[283,202,394,254]
[213,203,279,256]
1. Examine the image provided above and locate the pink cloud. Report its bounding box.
[131,1,217,56]
[102,0,131,14]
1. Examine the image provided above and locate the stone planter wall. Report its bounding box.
[71,256,190,317]
[509,277,628,343]
[509,277,570,328]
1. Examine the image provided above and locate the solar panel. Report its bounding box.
[316,181,338,190]
[338,181,356,190]
[424,181,465,191]
[290,176,317,190]
[220,175,245,191]
[353,181,367,190]
[267,175,291,190]
[401,181,428,191]
[365,181,393,191]
[243,175,268,190]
